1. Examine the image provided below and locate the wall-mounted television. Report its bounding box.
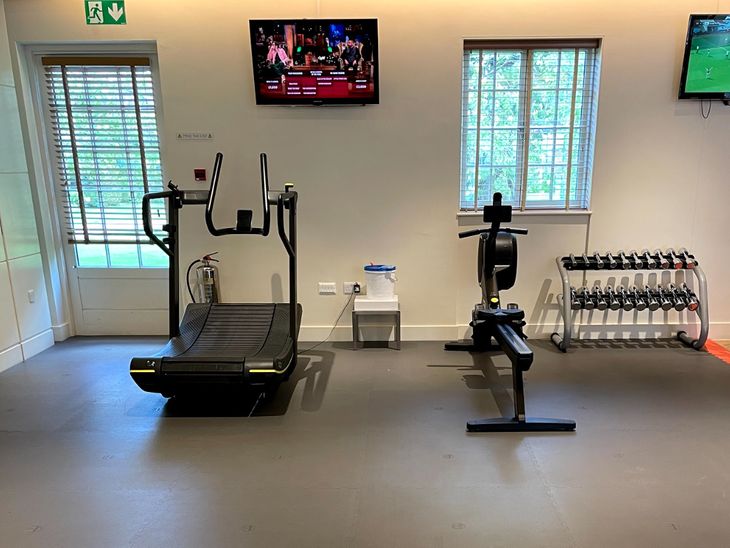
[249,18,379,105]
[679,14,730,99]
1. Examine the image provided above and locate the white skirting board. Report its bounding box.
[0,345,24,374]
[298,321,730,342]
[0,328,55,373]
[22,329,55,360]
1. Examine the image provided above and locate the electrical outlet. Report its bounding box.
[27,289,35,303]
[318,282,337,295]
[343,282,357,295]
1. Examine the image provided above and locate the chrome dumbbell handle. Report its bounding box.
[680,283,700,312]
[593,286,608,311]
[593,252,605,269]
[617,250,632,270]
[642,249,657,269]
[631,286,647,311]
[656,287,674,311]
[654,249,670,269]
[630,250,643,269]
[678,248,696,269]
[665,248,683,270]
[618,286,634,311]
[668,284,687,311]
[569,287,582,310]
[605,286,621,310]
[580,287,595,310]
[606,252,618,269]
[644,285,660,311]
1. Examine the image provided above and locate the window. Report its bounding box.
[460,40,601,211]
[43,56,166,267]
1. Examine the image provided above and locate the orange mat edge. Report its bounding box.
[705,340,730,365]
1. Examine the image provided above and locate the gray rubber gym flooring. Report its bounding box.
[1,337,729,547]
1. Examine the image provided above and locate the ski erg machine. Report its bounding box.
[130,152,300,397]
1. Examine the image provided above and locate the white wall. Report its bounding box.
[4,0,730,341]
[0,0,53,372]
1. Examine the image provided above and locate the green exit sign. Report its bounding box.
[85,0,126,25]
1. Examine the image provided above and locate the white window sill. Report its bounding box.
[457,209,592,218]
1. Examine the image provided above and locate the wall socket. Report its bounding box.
[318,282,337,295]
[343,282,358,295]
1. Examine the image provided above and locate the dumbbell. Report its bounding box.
[605,252,619,270]
[579,287,595,310]
[569,287,582,310]
[668,284,687,311]
[604,285,622,310]
[581,253,591,269]
[593,251,605,269]
[678,248,696,269]
[631,286,647,311]
[665,249,684,270]
[679,283,699,312]
[593,286,608,310]
[655,286,674,311]
[630,250,644,269]
[641,249,657,269]
[568,254,578,269]
[654,249,670,269]
[644,285,660,311]
[618,286,634,311]
[617,250,632,270]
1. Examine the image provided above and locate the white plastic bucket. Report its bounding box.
[364,264,397,298]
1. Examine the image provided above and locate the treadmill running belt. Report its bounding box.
[180,303,275,358]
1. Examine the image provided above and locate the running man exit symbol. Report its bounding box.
[85,0,126,25]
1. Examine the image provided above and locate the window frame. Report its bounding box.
[33,45,168,269]
[460,38,601,213]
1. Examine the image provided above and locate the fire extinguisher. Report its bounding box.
[186,252,221,303]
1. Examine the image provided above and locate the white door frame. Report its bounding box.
[15,41,166,336]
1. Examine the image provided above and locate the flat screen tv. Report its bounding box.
[679,14,730,99]
[249,18,379,105]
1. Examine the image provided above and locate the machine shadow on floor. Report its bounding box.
[159,350,334,418]
[428,351,516,423]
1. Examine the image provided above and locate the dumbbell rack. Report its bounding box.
[551,251,709,352]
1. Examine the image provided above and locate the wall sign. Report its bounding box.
[85,1,126,25]
[177,132,215,141]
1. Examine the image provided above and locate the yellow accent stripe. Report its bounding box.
[130,369,155,373]
[249,369,283,374]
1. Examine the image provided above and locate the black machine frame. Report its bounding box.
[130,152,301,397]
[446,193,576,432]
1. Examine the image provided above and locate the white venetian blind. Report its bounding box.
[460,40,601,211]
[43,57,165,244]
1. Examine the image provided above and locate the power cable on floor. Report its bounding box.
[300,293,355,353]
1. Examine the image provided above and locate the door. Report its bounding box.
[39,54,169,335]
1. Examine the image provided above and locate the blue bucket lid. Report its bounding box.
[364,264,396,272]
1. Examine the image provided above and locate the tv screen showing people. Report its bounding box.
[679,14,730,98]
[249,19,379,105]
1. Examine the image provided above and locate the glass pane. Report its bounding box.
[76,243,108,268]
[47,63,167,266]
[494,91,520,127]
[494,51,522,90]
[141,245,168,268]
[532,50,560,88]
[108,244,142,268]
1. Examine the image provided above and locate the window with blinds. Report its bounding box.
[460,40,601,211]
[43,56,166,267]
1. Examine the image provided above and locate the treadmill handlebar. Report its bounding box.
[205,152,272,237]
[142,190,175,257]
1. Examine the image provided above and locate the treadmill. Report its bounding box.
[130,152,300,397]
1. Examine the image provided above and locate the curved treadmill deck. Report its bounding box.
[131,303,301,394]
